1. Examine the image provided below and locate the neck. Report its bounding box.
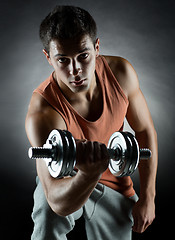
[84,73,97,101]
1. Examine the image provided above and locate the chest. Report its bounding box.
[71,90,103,122]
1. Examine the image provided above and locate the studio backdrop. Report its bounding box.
[1,0,174,239]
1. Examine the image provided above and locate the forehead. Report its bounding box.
[49,35,94,56]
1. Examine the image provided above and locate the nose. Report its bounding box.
[70,68,82,76]
[69,60,82,76]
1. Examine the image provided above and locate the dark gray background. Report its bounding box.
[1,0,174,239]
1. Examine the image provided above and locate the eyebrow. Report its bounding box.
[54,47,91,57]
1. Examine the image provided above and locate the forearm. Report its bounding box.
[47,170,100,216]
[136,128,158,199]
[36,139,109,217]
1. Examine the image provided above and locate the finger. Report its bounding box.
[132,217,138,232]
[132,213,144,233]
[100,143,109,160]
[85,141,94,162]
[75,138,87,144]
[142,219,153,232]
[133,219,148,233]
[76,141,85,164]
[94,141,101,160]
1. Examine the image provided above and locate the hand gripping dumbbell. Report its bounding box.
[28,129,151,178]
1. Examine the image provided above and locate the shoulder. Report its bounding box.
[103,55,140,98]
[25,93,66,147]
[103,55,128,72]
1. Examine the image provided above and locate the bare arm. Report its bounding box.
[25,93,109,216]
[106,56,158,233]
[126,75,158,233]
[127,90,158,200]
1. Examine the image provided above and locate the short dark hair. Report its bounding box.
[39,6,97,53]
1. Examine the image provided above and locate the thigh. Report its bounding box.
[31,177,83,240]
[84,184,138,240]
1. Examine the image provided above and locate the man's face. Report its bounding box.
[47,35,99,93]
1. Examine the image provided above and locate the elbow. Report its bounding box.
[47,197,67,217]
[47,201,66,217]
[50,204,77,217]
[51,206,70,217]
[47,197,76,217]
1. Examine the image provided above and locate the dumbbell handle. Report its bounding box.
[139,148,152,159]
[29,145,151,160]
[108,147,151,160]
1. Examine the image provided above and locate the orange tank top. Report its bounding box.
[34,55,135,198]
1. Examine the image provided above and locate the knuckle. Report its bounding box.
[147,218,154,225]
[93,141,100,152]
[85,141,93,154]
[100,143,107,152]
[101,144,109,158]
[101,143,107,148]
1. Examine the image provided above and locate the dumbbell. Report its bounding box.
[28,129,151,178]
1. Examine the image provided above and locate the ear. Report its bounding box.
[95,38,100,57]
[42,49,52,66]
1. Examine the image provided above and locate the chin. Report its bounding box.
[72,84,90,93]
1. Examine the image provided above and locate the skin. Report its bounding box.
[25,34,158,234]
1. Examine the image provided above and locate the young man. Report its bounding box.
[25,6,158,240]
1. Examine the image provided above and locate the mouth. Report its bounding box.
[70,79,86,87]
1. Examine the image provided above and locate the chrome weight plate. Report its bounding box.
[108,132,127,177]
[46,129,67,178]
[62,130,76,176]
[108,132,137,177]
[119,132,133,177]
[126,132,139,176]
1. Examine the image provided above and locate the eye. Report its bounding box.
[58,58,68,63]
[79,53,89,59]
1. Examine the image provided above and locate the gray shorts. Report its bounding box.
[31,177,138,240]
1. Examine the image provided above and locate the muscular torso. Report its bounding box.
[29,56,129,129]
[26,53,157,223]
